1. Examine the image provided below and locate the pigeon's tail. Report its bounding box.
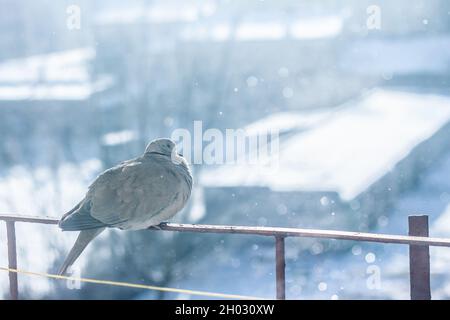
[59,228,105,276]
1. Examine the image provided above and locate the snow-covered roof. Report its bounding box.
[0,48,113,101]
[244,110,333,136]
[200,89,450,200]
[339,36,450,76]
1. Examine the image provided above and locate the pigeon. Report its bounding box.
[58,138,193,275]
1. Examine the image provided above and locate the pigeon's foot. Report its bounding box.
[149,222,168,230]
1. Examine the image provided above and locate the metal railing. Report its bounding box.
[1,213,450,300]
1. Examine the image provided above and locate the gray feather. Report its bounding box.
[59,200,107,231]
[59,228,105,275]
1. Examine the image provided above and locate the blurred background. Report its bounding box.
[0,0,450,299]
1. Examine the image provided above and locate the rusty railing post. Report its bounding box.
[275,236,286,300]
[6,221,18,300]
[408,215,431,300]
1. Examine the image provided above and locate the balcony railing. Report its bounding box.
[1,213,450,300]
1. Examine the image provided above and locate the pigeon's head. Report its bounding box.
[145,138,177,156]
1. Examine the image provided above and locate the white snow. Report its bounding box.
[101,130,137,146]
[236,22,286,41]
[182,17,343,42]
[244,110,333,136]
[210,24,231,42]
[340,36,450,75]
[0,83,110,101]
[97,6,343,42]
[432,204,450,236]
[96,4,200,25]
[290,16,343,39]
[0,48,113,101]
[200,89,450,201]
[187,187,206,222]
[0,160,103,298]
[0,48,94,83]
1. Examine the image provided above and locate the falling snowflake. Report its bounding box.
[318,282,328,291]
[365,252,376,263]
[352,245,362,256]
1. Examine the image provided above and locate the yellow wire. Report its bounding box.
[0,267,265,300]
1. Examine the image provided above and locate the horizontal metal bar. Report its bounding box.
[2,213,450,247]
[0,214,58,225]
[153,223,450,247]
